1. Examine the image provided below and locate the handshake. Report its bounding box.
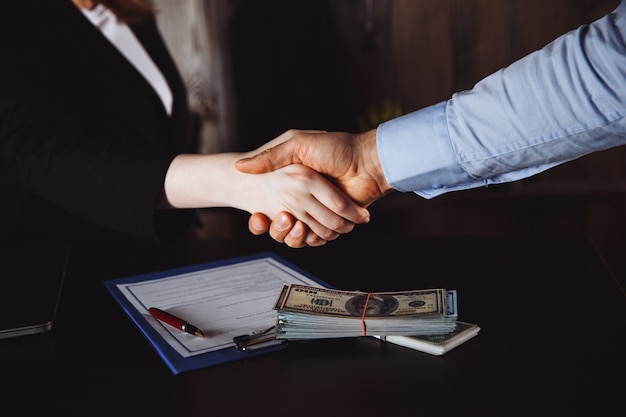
[236,128,394,248]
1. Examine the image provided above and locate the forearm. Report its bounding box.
[159,153,247,209]
[378,0,626,198]
[0,99,183,241]
[161,152,371,241]
[159,132,314,209]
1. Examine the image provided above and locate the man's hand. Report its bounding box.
[240,129,394,247]
[236,129,393,207]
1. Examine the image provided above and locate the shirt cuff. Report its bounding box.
[376,101,476,199]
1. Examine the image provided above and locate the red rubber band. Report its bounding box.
[361,293,371,336]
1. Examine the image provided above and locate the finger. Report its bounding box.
[268,213,328,248]
[292,210,342,242]
[265,170,364,238]
[269,212,297,243]
[236,127,329,175]
[303,229,329,247]
[287,221,329,247]
[236,140,301,174]
[248,213,270,235]
[252,129,326,154]
[282,220,309,248]
[304,176,371,231]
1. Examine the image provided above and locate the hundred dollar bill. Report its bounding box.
[273,285,449,318]
[275,311,457,339]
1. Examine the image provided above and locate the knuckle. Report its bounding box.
[285,128,301,138]
[305,234,328,247]
[332,195,350,213]
[285,237,306,249]
[337,222,355,234]
[327,216,350,233]
[269,229,286,243]
[319,228,340,241]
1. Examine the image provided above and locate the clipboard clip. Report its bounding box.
[233,325,283,352]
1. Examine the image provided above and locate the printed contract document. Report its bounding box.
[105,253,329,373]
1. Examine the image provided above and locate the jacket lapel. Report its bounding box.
[60,1,171,119]
[129,19,191,152]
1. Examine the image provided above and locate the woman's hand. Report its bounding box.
[159,151,370,248]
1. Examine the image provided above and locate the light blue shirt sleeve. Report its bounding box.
[377,0,626,199]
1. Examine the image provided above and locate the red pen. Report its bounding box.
[148,307,205,338]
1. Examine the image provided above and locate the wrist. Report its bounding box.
[358,129,393,196]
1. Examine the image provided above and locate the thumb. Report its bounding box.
[236,141,301,174]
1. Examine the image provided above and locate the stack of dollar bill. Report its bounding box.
[273,285,458,340]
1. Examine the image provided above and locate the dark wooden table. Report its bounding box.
[1,233,624,416]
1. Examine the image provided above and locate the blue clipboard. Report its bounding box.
[104,252,332,375]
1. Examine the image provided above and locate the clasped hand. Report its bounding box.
[236,129,393,248]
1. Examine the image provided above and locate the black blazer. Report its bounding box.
[0,0,193,242]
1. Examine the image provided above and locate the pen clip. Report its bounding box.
[233,325,283,352]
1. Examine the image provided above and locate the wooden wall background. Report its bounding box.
[153,0,626,273]
[154,0,237,154]
[155,0,622,181]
